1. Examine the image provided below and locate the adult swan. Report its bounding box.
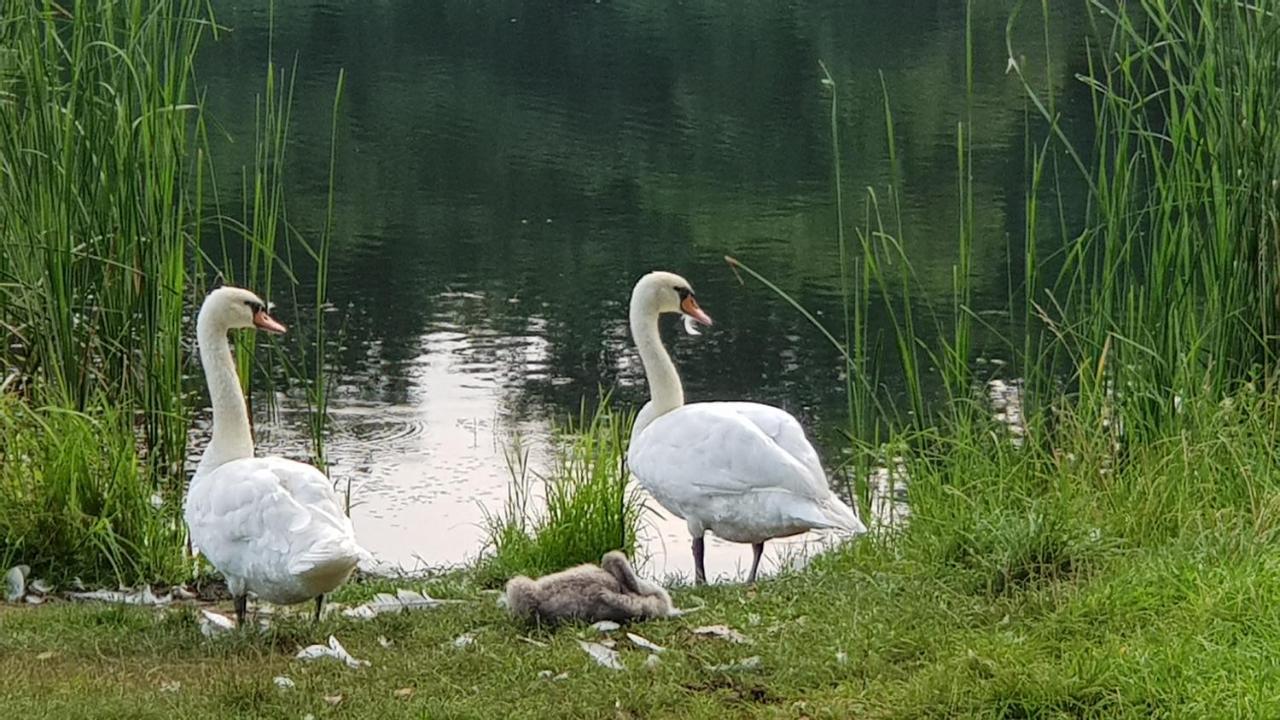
[185,286,366,625]
[625,271,866,584]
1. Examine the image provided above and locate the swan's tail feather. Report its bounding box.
[822,497,868,535]
[289,536,364,579]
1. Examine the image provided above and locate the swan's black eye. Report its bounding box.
[675,286,691,300]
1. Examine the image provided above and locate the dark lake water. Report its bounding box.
[197,1,1091,578]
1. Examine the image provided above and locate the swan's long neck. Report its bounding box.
[195,311,254,477]
[630,292,684,436]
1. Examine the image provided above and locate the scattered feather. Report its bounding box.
[4,566,26,602]
[577,640,624,670]
[36,651,55,661]
[836,651,848,664]
[520,636,549,648]
[159,680,181,693]
[452,632,476,649]
[28,579,51,595]
[341,605,376,620]
[394,687,415,699]
[553,672,570,681]
[691,625,751,644]
[599,639,616,648]
[172,586,197,601]
[644,654,662,669]
[273,676,295,690]
[706,656,762,672]
[24,595,44,605]
[591,620,620,633]
[626,632,665,653]
[342,589,443,619]
[683,316,702,336]
[295,635,369,669]
[377,636,393,648]
[68,586,171,606]
[199,609,235,637]
[323,694,344,706]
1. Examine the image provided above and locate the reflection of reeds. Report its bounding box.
[479,394,643,585]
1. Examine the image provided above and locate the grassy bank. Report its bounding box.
[3,391,1280,717]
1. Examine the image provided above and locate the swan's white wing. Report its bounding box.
[629,403,825,499]
[628,402,862,540]
[707,402,830,489]
[185,457,364,601]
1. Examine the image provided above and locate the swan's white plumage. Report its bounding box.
[628,402,866,543]
[185,457,364,604]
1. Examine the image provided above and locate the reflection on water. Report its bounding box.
[194,1,1090,578]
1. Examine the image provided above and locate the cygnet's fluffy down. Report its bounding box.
[504,551,674,625]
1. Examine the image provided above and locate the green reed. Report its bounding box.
[0,0,210,478]
[0,0,338,584]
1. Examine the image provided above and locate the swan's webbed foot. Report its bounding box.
[693,536,706,586]
[747,542,765,585]
[233,594,248,627]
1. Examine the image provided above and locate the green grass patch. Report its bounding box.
[477,397,643,586]
[0,396,186,585]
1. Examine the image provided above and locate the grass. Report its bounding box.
[477,396,643,586]
[4,393,1280,717]
[0,396,186,583]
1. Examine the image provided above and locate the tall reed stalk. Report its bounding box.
[0,0,341,584]
[0,0,210,479]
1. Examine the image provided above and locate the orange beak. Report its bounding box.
[253,309,287,335]
[680,295,713,326]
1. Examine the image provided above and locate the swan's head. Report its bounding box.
[632,271,713,328]
[198,286,287,335]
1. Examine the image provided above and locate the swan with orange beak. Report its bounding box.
[625,271,865,585]
[185,286,367,626]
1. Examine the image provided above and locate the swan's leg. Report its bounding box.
[693,536,706,586]
[233,594,248,627]
[313,594,324,622]
[747,542,765,584]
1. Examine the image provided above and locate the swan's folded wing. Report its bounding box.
[258,457,357,536]
[191,461,316,580]
[709,402,828,487]
[190,458,364,578]
[628,404,826,503]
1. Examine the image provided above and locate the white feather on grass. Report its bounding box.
[577,640,624,670]
[295,635,369,669]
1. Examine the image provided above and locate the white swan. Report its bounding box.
[184,286,366,625]
[625,271,866,585]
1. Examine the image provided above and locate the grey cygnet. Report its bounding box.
[504,551,674,625]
